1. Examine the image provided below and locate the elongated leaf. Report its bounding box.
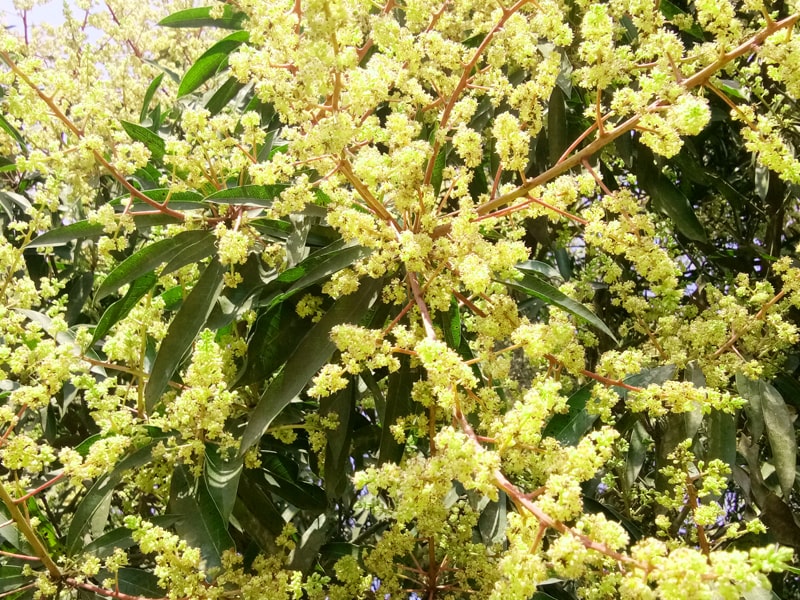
[431,144,448,196]
[159,5,247,29]
[502,272,617,343]
[206,76,246,116]
[543,383,596,445]
[321,378,355,499]
[235,471,284,551]
[91,273,157,346]
[96,230,212,300]
[169,464,235,571]
[120,120,166,162]
[636,142,707,242]
[261,454,327,511]
[178,31,249,97]
[140,73,164,123]
[204,184,287,206]
[160,232,217,277]
[547,86,567,166]
[27,221,106,247]
[204,444,242,523]
[0,113,27,154]
[442,295,462,350]
[707,409,736,469]
[144,258,226,411]
[736,374,765,442]
[516,260,563,281]
[281,244,370,298]
[111,568,165,598]
[239,277,382,454]
[288,515,330,573]
[758,381,796,497]
[378,358,415,465]
[66,442,161,554]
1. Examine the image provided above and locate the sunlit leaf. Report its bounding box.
[178,31,249,97]
[96,230,213,300]
[159,5,248,29]
[502,272,617,343]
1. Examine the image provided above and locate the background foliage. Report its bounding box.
[1,0,800,598]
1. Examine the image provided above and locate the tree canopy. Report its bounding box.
[0,0,799,598]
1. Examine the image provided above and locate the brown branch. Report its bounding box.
[66,578,167,600]
[423,0,532,186]
[432,12,800,239]
[0,52,185,220]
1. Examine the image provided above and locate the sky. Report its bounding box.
[3,1,67,33]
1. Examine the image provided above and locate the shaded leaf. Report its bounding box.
[321,378,355,499]
[736,373,766,442]
[66,442,163,554]
[261,454,327,511]
[91,273,157,346]
[288,515,330,573]
[478,492,507,545]
[378,357,415,465]
[110,568,165,598]
[204,444,243,523]
[160,231,218,277]
[178,31,249,97]
[144,258,226,411]
[239,277,382,454]
[159,5,247,29]
[707,409,736,470]
[96,230,212,300]
[758,382,796,497]
[502,272,617,343]
[169,464,235,571]
[547,86,567,167]
[543,383,596,445]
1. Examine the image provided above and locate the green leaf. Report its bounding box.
[204,444,243,523]
[120,120,166,162]
[502,272,617,343]
[111,568,166,598]
[0,112,27,154]
[547,86,568,166]
[736,373,765,442]
[635,142,706,243]
[66,442,162,554]
[239,277,382,454]
[278,243,371,299]
[707,409,736,469]
[144,258,226,411]
[234,471,284,553]
[738,378,797,497]
[140,73,164,123]
[431,144,448,196]
[516,260,563,281]
[178,31,249,97]
[442,295,462,350]
[288,515,330,573]
[543,383,596,445]
[206,76,246,116]
[96,230,213,300]
[160,231,218,277]
[26,221,106,247]
[158,5,247,29]
[261,454,327,511]
[91,272,157,346]
[203,183,287,206]
[169,464,235,571]
[321,378,355,499]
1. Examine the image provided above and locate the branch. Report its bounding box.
[0,51,185,220]
[431,12,800,239]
